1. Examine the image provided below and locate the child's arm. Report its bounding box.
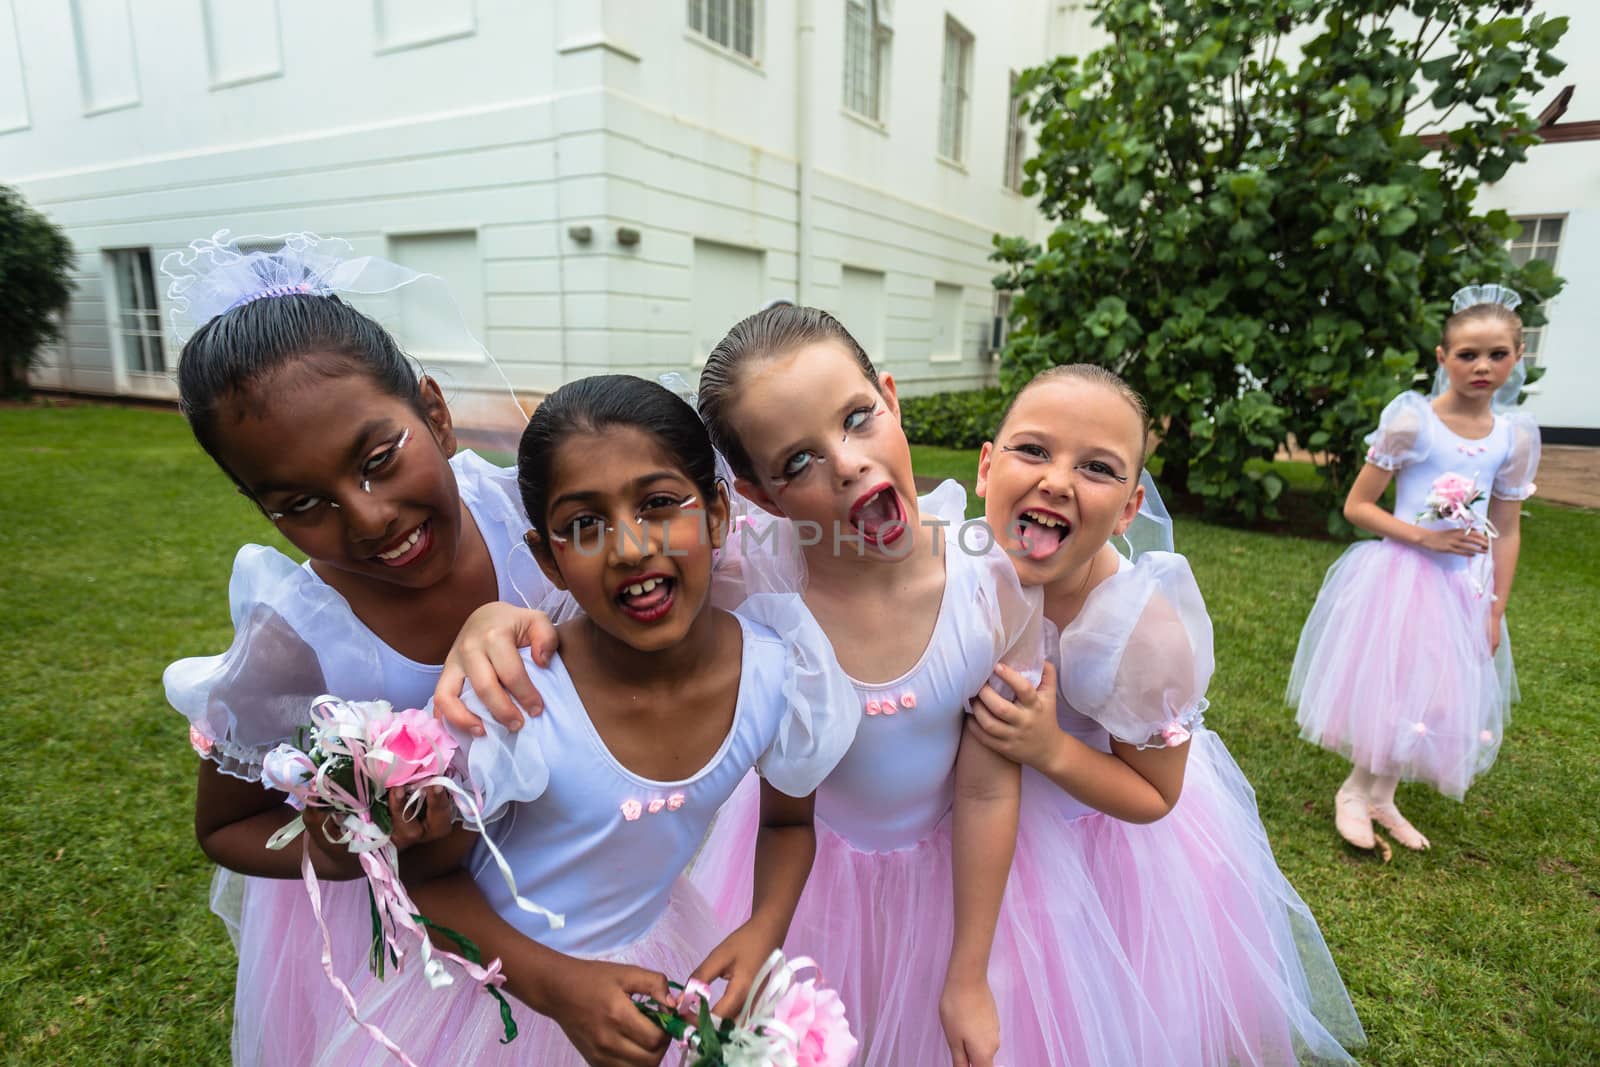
[196,764,458,881]
[687,783,816,1017]
[1485,494,1524,654]
[1344,463,1488,555]
[194,762,358,880]
[432,604,561,736]
[404,831,675,1067]
[972,663,1187,824]
[940,727,1020,1067]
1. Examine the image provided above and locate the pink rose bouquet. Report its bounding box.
[636,950,858,1066]
[1417,472,1486,527]
[263,695,562,1066]
[1416,472,1500,597]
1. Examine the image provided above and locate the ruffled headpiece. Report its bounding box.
[161,230,531,454]
[1450,283,1522,314]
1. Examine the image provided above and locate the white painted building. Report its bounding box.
[1471,0,1600,439]
[4,0,1090,409]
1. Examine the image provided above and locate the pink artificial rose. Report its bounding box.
[1432,472,1478,510]
[1161,723,1192,747]
[363,708,457,788]
[769,978,858,1067]
[189,725,214,756]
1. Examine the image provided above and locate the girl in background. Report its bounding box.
[1289,285,1540,850]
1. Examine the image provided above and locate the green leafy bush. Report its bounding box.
[0,185,75,398]
[899,388,1010,449]
[995,0,1565,530]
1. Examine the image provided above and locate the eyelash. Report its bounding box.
[776,406,880,482]
[266,429,410,520]
[1000,445,1128,482]
[551,493,698,541]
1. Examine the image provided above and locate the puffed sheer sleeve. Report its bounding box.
[1055,553,1214,749]
[1362,390,1433,472]
[442,652,555,823]
[1491,411,1541,501]
[740,595,860,797]
[164,546,383,780]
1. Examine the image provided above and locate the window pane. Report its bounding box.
[733,0,753,56]
[143,334,167,375]
[687,0,703,34]
[1515,219,1536,244]
[708,0,728,46]
[1509,245,1531,266]
[1523,327,1542,357]
[844,1,867,113]
[112,253,140,316]
[1539,217,1563,244]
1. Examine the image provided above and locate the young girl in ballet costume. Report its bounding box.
[162,233,567,1065]
[317,375,855,1066]
[971,364,1366,1066]
[438,308,1181,1065]
[1289,284,1541,851]
[686,307,1196,1067]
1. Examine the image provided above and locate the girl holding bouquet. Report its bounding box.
[318,375,856,1067]
[971,364,1365,1065]
[161,232,567,1065]
[1289,284,1542,850]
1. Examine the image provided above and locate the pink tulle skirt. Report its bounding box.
[1027,731,1365,1066]
[311,877,722,1067]
[219,870,375,1067]
[1288,538,1516,798]
[692,774,1177,1066]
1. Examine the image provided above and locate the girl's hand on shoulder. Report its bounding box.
[386,785,454,850]
[541,957,674,1067]
[939,972,1002,1067]
[685,921,780,1020]
[433,604,559,736]
[1417,527,1489,556]
[968,661,1060,771]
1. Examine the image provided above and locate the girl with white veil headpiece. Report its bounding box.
[1289,283,1541,852]
[160,231,571,1065]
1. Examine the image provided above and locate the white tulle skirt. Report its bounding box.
[1025,730,1365,1065]
[1289,538,1515,798]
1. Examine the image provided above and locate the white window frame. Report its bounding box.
[1508,215,1563,366]
[1003,70,1027,191]
[938,16,973,164]
[104,248,167,386]
[688,0,759,62]
[843,0,892,124]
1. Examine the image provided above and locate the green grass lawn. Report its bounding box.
[4,405,1597,1065]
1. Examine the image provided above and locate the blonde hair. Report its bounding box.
[1442,302,1524,349]
[999,364,1150,464]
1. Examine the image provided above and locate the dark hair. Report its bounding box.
[1442,302,1524,349]
[517,375,719,537]
[698,304,879,483]
[997,364,1151,466]
[177,293,424,485]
